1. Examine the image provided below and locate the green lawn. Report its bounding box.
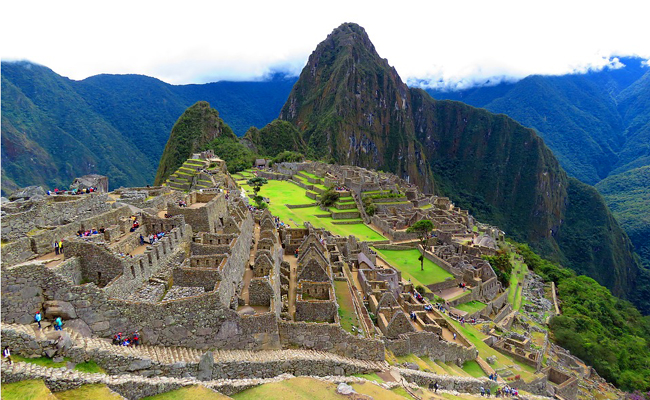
[239,180,385,241]
[462,360,486,378]
[334,280,361,334]
[508,255,528,311]
[143,385,230,399]
[56,384,124,400]
[298,171,321,180]
[454,301,486,314]
[1,379,56,400]
[12,355,69,368]
[419,203,433,210]
[373,248,453,287]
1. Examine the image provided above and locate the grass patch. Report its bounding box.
[507,254,528,311]
[55,384,124,400]
[334,281,361,334]
[390,386,416,399]
[419,203,433,210]
[352,372,384,382]
[12,355,69,368]
[396,353,434,373]
[454,301,486,314]
[232,377,341,400]
[462,360,486,378]
[73,360,105,374]
[1,379,56,400]
[142,385,230,399]
[373,248,453,286]
[351,382,409,399]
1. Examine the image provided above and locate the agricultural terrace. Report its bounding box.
[508,254,529,311]
[372,248,453,289]
[233,176,385,241]
[454,301,486,314]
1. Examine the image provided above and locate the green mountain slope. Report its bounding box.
[154,101,235,185]
[1,62,154,192]
[275,22,647,313]
[1,62,296,194]
[279,23,434,192]
[242,119,307,158]
[426,60,650,274]
[596,166,650,268]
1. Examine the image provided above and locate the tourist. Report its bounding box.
[54,241,59,255]
[453,333,457,341]
[486,387,491,397]
[480,386,485,396]
[113,332,122,346]
[140,234,145,245]
[58,240,63,254]
[131,331,140,346]
[34,311,42,329]
[3,346,12,364]
[54,316,63,331]
[433,381,439,393]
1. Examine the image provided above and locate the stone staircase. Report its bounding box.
[3,323,386,376]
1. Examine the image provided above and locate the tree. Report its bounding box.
[406,219,435,271]
[247,177,268,208]
[320,188,340,207]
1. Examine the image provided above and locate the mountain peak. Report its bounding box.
[326,22,374,49]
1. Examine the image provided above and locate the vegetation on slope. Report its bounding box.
[1,61,296,194]
[597,165,650,268]
[154,101,235,185]
[242,119,307,157]
[515,243,650,391]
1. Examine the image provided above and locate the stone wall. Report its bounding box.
[1,193,112,241]
[167,193,226,234]
[385,331,478,363]
[278,321,384,361]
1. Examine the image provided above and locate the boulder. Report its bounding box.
[336,382,355,395]
[55,331,73,353]
[197,351,214,381]
[486,356,497,365]
[403,362,419,370]
[64,319,92,337]
[127,359,152,371]
[43,300,77,320]
[8,186,46,201]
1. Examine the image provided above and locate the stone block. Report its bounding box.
[43,300,77,320]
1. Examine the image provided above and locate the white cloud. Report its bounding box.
[2,0,649,87]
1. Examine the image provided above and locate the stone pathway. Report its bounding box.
[4,323,386,372]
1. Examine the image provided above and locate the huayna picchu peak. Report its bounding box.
[273,22,648,314]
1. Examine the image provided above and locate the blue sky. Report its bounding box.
[2,0,649,89]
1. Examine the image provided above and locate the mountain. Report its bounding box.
[242,120,307,158]
[154,101,236,185]
[596,166,650,268]
[426,59,650,273]
[274,23,648,313]
[1,61,296,194]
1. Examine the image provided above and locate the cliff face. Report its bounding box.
[154,101,235,185]
[280,23,434,192]
[278,23,646,312]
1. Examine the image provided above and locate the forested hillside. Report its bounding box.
[427,58,650,273]
[1,61,296,194]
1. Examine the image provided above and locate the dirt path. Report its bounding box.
[240,224,261,306]
[285,254,299,318]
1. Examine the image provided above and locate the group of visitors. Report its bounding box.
[413,290,424,302]
[53,239,64,255]
[77,227,104,237]
[409,311,418,321]
[177,200,187,207]
[458,282,468,291]
[148,231,166,244]
[47,187,98,196]
[334,185,350,191]
[33,311,62,331]
[112,331,140,347]
[480,385,518,397]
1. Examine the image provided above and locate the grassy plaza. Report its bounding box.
[373,248,454,287]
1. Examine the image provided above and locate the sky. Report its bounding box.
[3,0,649,90]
